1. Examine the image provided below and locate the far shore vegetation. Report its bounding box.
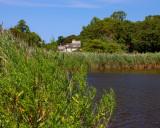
[3,11,160,55]
[1,11,160,70]
[60,52,160,71]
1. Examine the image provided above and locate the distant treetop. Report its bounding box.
[110,11,127,22]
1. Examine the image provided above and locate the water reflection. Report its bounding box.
[87,69,160,128]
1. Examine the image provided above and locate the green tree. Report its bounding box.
[132,30,160,53]
[110,11,127,22]
[122,20,136,52]
[10,19,42,47]
[63,35,80,44]
[82,39,106,52]
[26,32,42,47]
[10,27,23,38]
[57,36,65,45]
[81,18,110,40]
[106,43,122,53]
[90,17,101,25]
[81,17,126,44]
[15,19,30,33]
[130,15,160,52]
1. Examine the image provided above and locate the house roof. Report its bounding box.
[66,43,81,48]
[58,39,81,50]
[58,45,66,50]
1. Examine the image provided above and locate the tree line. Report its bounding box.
[2,11,160,53]
[1,19,57,51]
[58,11,160,53]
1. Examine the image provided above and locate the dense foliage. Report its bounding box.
[80,12,160,53]
[8,20,58,51]
[110,11,127,22]
[57,35,81,45]
[10,19,42,47]
[4,11,160,53]
[0,31,115,127]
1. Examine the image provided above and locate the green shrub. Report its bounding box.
[82,39,106,52]
[105,43,122,53]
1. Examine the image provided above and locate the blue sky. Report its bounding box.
[0,0,160,43]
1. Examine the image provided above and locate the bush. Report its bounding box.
[82,39,106,52]
[105,43,122,53]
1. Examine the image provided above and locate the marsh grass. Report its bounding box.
[0,31,115,128]
[61,52,160,71]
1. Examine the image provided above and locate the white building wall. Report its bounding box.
[66,47,78,52]
[72,39,81,44]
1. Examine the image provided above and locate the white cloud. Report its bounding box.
[0,0,130,8]
[95,0,129,2]
[0,0,98,8]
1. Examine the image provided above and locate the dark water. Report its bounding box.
[87,70,160,128]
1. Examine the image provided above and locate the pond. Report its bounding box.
[87,69,160,128]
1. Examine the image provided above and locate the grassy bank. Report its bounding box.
[0,31,115,127]
[60,52,160,71]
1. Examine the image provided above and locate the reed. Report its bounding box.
[61,52,160,71]
[0,31,115,127]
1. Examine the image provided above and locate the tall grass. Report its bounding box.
[0,31,115,127]
[61,52,160,71]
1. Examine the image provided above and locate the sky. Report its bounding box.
[0,0,160,43]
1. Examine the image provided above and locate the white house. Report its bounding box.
[58,39,81,52]
[58,45,66,51]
